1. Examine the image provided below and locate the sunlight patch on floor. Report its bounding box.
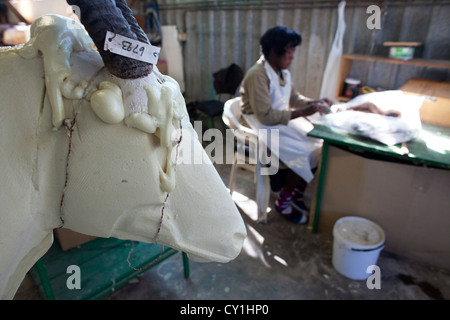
[230,190,271,222]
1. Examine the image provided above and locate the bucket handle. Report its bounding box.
[351,242,385,252]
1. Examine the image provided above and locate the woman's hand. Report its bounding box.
[290,98,333,119]
[318,98,334,107]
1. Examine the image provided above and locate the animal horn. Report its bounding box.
[67,0,152,79]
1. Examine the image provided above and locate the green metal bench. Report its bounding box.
[31,237,189,300]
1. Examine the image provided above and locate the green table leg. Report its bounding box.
[182,252,189,278]
[35,258,55,300]
[208,116,214,130]
[312,141,329,233]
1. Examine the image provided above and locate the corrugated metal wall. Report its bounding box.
[153,0,450,101]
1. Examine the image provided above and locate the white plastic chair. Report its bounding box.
[222,97,271,223]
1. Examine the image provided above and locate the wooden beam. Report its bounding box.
[0,0,30,24]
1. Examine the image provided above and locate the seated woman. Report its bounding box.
[239,26,332,224]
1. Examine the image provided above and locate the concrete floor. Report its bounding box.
[15,155,450,300]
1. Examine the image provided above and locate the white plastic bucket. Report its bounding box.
[332,216,385,280]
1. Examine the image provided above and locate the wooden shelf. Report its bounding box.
[336,54,450,101]
[343,54,450,68]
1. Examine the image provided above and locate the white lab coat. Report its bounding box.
[243,60,322,183]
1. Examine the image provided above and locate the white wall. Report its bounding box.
[9,0,77,23]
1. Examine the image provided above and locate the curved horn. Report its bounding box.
[67,0,152,79]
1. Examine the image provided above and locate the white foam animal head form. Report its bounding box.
[0,15,246,299]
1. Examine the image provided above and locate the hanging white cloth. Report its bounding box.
[243,60,322,183]
[319,1,346,100]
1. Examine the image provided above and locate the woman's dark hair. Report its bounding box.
[260,26,302,58]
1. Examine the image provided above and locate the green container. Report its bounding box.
[389,47,415,60]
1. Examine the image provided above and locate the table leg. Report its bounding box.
[182,252,190,278]
[312,141,329,233]
[35,258,55,300]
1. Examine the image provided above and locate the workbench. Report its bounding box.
[307,123,450,269]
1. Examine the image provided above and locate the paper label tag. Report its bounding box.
[103,31,160,64]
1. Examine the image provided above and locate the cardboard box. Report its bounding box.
[313,145,450,270]
[400,78,450,127]
[54,228,97,251]
[156,60,168,75]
